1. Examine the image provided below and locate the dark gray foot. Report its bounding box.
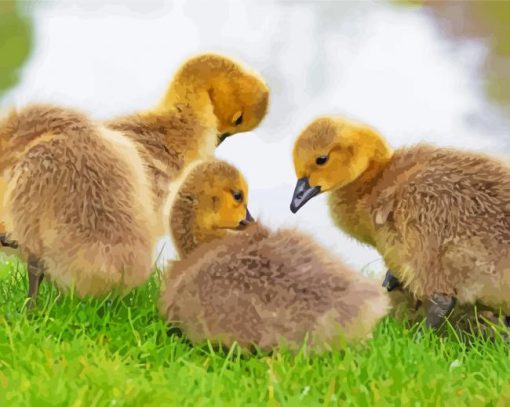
[167,326,183,338]
[27,254,44,309]
[0,233,18,249]
[382,270,400,292]
[426,293,456,329]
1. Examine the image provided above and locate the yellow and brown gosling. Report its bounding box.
[291,116,510,329]
[159,160,390,353]
[0,53,269,301]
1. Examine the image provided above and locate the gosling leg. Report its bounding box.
[27,254,44,309]
[426,293,455,329]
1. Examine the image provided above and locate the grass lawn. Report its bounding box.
[1,253,510,406]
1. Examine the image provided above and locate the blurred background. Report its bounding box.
[1,0,510,273]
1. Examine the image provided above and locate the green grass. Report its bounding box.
[1,254,510,406]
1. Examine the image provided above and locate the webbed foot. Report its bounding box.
[426,293,456,329]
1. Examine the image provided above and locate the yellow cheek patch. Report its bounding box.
[217,205,243,229]
[201,211,217,230]
[216,191,245,229]
[309,166,338,191]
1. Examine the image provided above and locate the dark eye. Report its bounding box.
[234,114,243,126]
[232,191,243,202]
[315,155,329,165]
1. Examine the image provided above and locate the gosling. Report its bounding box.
[159,160,390,353]
[290,116,510,329]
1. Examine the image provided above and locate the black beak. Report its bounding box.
[382,271,400,292]
[239,208,255,228]
[290,177,321,213]
[217,133,231,146]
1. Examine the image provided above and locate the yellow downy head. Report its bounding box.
[290,116,393,213]
[169,159,253,256]
[161,53,270,146]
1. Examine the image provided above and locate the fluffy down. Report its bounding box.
[0,105,155,296]
[291,116,510,326]
[161,223,389,353]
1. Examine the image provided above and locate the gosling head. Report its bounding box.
[170,160,254,257]
[290,116,393,213]
[164,53,270,146]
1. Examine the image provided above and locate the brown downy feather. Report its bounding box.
[332,144,510,312]
[161,223,390,353]
[105,105,207,214]
[292,117,510,323]
[160,161,389,353]
[0,105,155,296]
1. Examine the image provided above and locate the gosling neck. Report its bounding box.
[156,71,218,131]
[359,156,393,188]
[337,135,394,198]
[169,192,226,258]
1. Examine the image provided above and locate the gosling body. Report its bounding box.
[160,160,389,352]
[291,116,510,327]
[0,105,155,296]
[334,144,510,313]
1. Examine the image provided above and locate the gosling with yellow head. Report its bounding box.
[291,116,510,329]
[160,159,389,353]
